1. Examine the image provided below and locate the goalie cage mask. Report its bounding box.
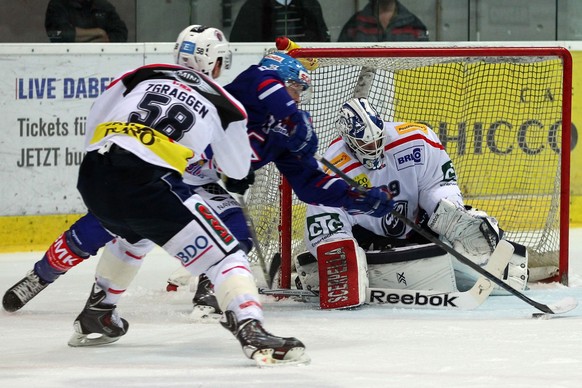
[336,97,386,170]
[174,25,232,76]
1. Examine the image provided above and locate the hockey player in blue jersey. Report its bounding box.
[3,28,393,318]
[178,51,394,318]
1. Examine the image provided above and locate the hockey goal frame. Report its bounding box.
[272,46,572,288]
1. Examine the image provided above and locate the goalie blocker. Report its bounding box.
[297,237,529,310]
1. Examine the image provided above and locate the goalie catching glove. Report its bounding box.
[284,110,318,158]
[428,198,500,259]
[343,185,394,218]
[221,168,255,195]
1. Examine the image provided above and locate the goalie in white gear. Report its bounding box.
[300,97,529,309]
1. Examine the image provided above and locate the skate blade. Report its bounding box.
[188,305,222,323]
[68,332,121,347]
[252,348,311,367]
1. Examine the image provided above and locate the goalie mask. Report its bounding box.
[259,52,312,103]
[336,98,386,170]
[174,25,232,76]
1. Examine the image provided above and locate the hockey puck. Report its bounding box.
[531,313,550,319]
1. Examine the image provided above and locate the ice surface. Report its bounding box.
[1,230,582,388]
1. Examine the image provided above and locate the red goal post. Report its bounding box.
[246,46,572,288]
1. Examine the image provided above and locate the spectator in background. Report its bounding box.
[338,0,428,42]
[230,0,330,42]
[45,0,128,42]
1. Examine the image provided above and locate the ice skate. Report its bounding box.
[2,270,49,312]
[68,284,128,347]
[189,274,223,322]
[220,310,310,367]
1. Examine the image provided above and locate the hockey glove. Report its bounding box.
[428,198,500,257]
[344,185,394,218]
[221,168,255,195]
[285,110,318,158]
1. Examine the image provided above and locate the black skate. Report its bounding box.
[220,310,310,367]
[68,283,128,347]
[190,274,223,322]
[3,270,49,312]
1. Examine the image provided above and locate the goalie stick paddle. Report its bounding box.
[314,153,578,315]
[260,238,512,310]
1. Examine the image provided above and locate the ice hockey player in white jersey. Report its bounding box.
[299,97,529,309]
[65,25,309,366]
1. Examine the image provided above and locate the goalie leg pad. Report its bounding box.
[366,244,457,292]
[294,252,319,292]
[316,239,368,310]
[296,243,458,294]
[492,241,528,294]
[452,240,528,293]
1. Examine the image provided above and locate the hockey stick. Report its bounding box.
[261,238,512,310]
[235,194,272,287]
[314,153,577,315]
[268,252,282,288]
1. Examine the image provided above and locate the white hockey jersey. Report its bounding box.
[304,121,463,254]
[85,64,251,181]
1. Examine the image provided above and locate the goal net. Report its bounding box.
[245,46,572,288]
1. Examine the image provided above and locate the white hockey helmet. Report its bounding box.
[174,25,231,76]
[336,98,386,170]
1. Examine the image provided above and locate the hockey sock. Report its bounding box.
[35,229,90,283]
[34,213,114,283]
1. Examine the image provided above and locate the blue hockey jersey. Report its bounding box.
[223,64,351,208]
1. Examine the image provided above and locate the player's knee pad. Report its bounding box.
[316,238,368,310]
[366,243,457,292]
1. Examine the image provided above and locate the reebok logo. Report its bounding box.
[369,290,458,307]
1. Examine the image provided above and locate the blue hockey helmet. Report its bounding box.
[259,52,311,93]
